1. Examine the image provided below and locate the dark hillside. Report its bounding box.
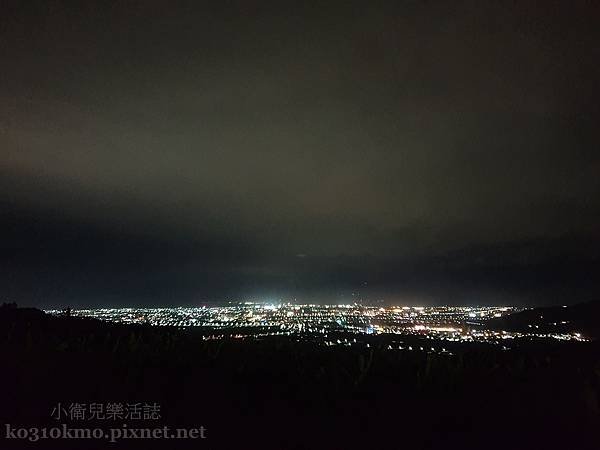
[1,307,599,449]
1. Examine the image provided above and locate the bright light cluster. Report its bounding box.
[45,304,588,346]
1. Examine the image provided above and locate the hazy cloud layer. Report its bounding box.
[1,1,599,306]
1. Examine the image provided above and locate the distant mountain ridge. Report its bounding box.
[487,300,600,339]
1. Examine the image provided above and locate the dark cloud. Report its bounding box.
[1,1,599,306]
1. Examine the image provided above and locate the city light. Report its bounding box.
[45,304,587,346]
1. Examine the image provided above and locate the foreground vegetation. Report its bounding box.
[1,306,599,449]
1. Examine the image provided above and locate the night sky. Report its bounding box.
[1,1,599,307]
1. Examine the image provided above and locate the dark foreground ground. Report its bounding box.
[1,307,599,450]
